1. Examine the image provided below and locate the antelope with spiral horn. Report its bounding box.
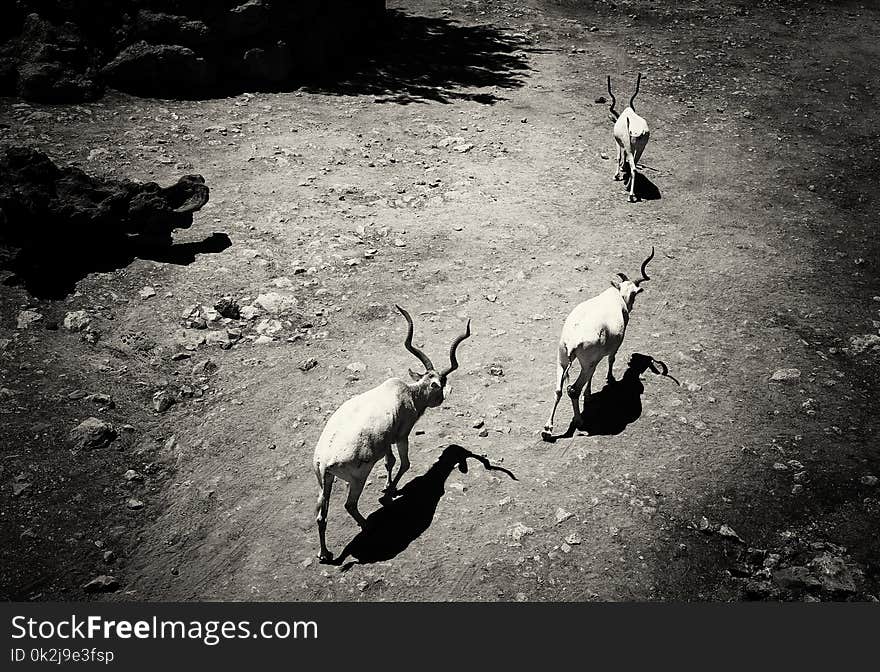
[312,305,471,563]
[607,73,650,202]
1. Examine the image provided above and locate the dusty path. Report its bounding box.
[2,0,879,601]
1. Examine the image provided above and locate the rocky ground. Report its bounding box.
[1,0,879,602]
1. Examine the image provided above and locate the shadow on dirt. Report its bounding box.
[3,232,232,300]
[332,445,516,568]
[303,10,534,104]
[543,353,679,442]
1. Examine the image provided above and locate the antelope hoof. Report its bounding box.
[541,430,556,443]
[566,384,579,399]
[628,194,638,203]
[318,551,334,564]
[613,173,623,181]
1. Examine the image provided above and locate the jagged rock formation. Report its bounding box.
[0,0,386,101]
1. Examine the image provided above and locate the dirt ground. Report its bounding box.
[2,0,879,601]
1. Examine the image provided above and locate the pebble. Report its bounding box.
[139,286,156,299]
[82,575,119,593]
[69,417,117,450]
[16,310,43,329]
[126,498,144,509]
[770,368,801,382]
[555,507,574,524]
[63,310,91,331]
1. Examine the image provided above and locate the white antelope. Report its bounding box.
[543,248,655,437]
[313,305,471,563]
[607,73,650,202]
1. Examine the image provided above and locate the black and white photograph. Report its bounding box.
[1,0,878,616]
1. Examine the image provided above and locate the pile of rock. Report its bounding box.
[0,0,386,102]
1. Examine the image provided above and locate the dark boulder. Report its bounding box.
[132,10,211,48]
[102,41,215,96]
[234,41,293,83]
[17,61,101,102]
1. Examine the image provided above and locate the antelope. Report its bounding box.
[607,73,650,202]
[542,248,655,438]
[313,305,471,563]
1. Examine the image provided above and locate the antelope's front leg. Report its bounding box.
[382,448,396,495]
[389,437,410,492]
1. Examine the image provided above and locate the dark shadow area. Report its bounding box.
[542,353,679,442]
[0,146,223,299]
[622,168,662,201]
[2,232,232,300]
[301,10,535,104]
[332,445,516,568]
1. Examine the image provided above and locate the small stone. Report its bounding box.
[773,462,790,472]
[83,575,119,593]
[473,419,485,429]
[239,305,260,320]
[63,310,91,331]
[507,522,534,542]
[152,389,176,413]
[478,428,489,437]
[68,390,89,400]
[123,469,143,482]
[560,543,572,553]
[718,524,745,543]
[791,484,804,494]
[346,362,366,373]
[103,550,116,564]
[214,296,240,319]
[555,507,574,524]
[192,359,218,376]
[600,151,609,159]
[488,364,504,377]
[139,286,157,299]
[255,292,297,314]
[69,418,117,450]
[770,368,800,382]
[860,475,878,487]
[16,310,43,329]
[299,358,318,372]
[565,532,582,545]
[126,498,144,510]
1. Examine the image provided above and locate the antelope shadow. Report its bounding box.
[332,444,516,568]
[621,168,662,201]
[542,353,679,442]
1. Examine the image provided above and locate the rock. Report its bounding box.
[214,296,240,319]
[69,417,116,450]
[346,362,366,373]
[103,550,116,564]
[205,329,237,347]
[849,334,880,355]
[63,310,91,331]
[17,61,100,104]
[12,480,31,497]
[152,389,176,413]
[743,579,774,599]
[255,319,283,336]
[488,364,504,377]
[772,566,820,591]
[192,359,218,376]
[809,553,860,594]
[16,310,43,329]
[139,286,156,299]
[224,0,273,40]
[860,474,878,487]
[123,469,143,482]
[772,462,790,472]
[299,358,318,372]
[237,42,293,83]
[718,524,745,543]
[507,522,534,543]
[132,10,210,48]
[254,335,275,345]
[770,368,800,382]
[555,507,574,524]
[477,428,489,437]
[240,305,260,320]
[565,532,583,545]
[126,498,144,510]
[82,575,119,593]
[102,42,216,97]
[473,419,485,429]
[255,292,297,314]
[85,393,113,406]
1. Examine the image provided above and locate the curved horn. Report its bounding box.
[395,304,434,372]
[465,450,518,481]
[616,272,629,282]
[440,318,471,379]
[607,75,618,120]
[629,72,642,110]
[633,246,655,286]
[648,357,668,376]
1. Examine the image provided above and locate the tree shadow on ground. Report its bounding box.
[301,9,536,104]
[542,353,680,442]
[332,445,516,568]
[2,232,232,300]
